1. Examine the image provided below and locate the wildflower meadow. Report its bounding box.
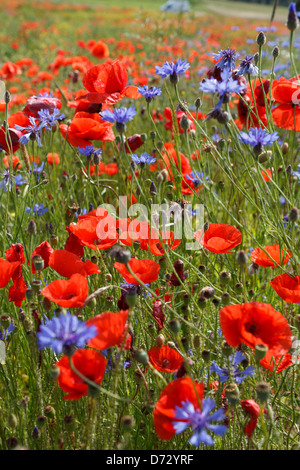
[0,0,299,453]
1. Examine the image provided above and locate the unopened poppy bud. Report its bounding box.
[28,219,37,235]
[225,383,240,406]
[219,271,231,285]
[199,286,215,299]
[133,349,149,366]
[289,207,299,222]
[49,365,60,380]
[221,292,231,306]
[255,381,271,402]
[160,169,169,181]
[32,255,44,272]
[256,31,266,46]
[156,334,165,347]
[168,318,181,334]
[140,133,147,143]
[272,46,280,59]
[221,340,233,357]
[295,314,300,332]
[255,343,268,361]
[193,335,201,349]
[44,406,56,419]
[236,250,248,266]
[201,349,211,363]
[167,341,176,349]
[149,181,157,196]
[197,297,206,310]
[121,415,135,430]
[8,414,18,428]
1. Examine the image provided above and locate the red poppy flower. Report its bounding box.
[67,210,118,251]
[251,245,292,268]
[0,126,22,154]
[271,76,300,131]
[22,95,62,118]
[261,168,273,182]
[59,112,115,148]
[88,40,110,59]
[195,223,242,254]
[6,243,25,279]
[149,231,181,256]
[270,273,300,303]
[41,273,88,308]
[64,229,84,258]
[31,241,54,274]
[86,310,130,350]
[152,300,166,331]
[2,155,21,169]
[49,250,100,278]
[81,59,140,105]
[241,399,266,438]
[148,344,183,373]
[260,353,293,373]
[56,349,107,400]
[219,302,292,362]
[123,134,144,153]
[8,276,27,307]
[47,152,60,165]
[114,258,160,285]
[153,377,205,440]
[0,258,21,288]
[237,79,268,129]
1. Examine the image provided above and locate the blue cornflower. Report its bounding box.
[210,350,254,384]
[200,69,246,110]
[172,397,227,446]
[101,106,137,132]
[37,311,97,355]
[131,152,156,166]
[0,322,15,341]
[155,58,190,83]
[212,48,239,72]
[0,170,25,191]
[239,128,279,153]
[78,145,102,160]
[37,108,65,128]
[287,3,300,31]
[237,55,258,77]
[185,171,209,187]
[26,203,48,216]
[14,116,47,146]
[138,85,162,102]
[32,162,45,182]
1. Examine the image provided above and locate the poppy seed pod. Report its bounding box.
[255,381,271,402]
[201,349,211,363]
[254,343,268,361]
[221,340,233,357]
[219,271,231,285]
[32,255,44,272]
[133,348,149,366]
[168,319,181,334]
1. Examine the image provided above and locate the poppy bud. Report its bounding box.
[256,31,266,46]
[8,414,18,428]
[133,348,149,366]
[255,343,268,361]
[225,383,240,406]
[195,97,201,109]
[168,318,181,334]
[176,357,193,378]
[221,340,233,357]
[282,142,288,154]
[255,381,271,402]
[156,334,165,347]
[169,260,185,286]
[28,220,37,235]
[180,114,190,131]
[288,207,299,222]
[201,349,210,363]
